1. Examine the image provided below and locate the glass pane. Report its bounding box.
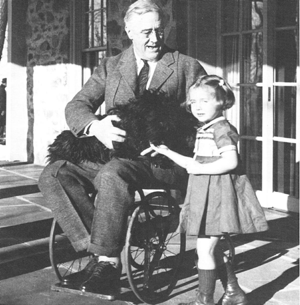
[94,0,101,10]
[274,86,296,139]
[222,0,239,33]
[240,139,262,191]
[242,33,263,83]
[276,0,297,27]
[242,1,263,31]
[82,51,106,77]
[98,51,106,66]
[102,8,107,45]
[84,1,107,48]
[93,11,102,47]
[273,142,299,197]
[240,86,262,136]
[89,13,93,48]
[223,36,239,81]
[275,30,297,83]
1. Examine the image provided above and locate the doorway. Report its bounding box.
[219,0,299,212]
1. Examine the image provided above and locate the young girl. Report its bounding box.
[145,75,269,305]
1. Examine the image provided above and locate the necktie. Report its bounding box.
[137,59,149,95]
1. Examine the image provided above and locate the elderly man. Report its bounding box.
[39,0,206,298]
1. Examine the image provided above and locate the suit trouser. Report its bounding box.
[38,157,187,257]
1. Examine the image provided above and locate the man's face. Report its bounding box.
[125,11,164,62]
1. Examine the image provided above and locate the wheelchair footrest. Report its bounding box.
[51,283,119,301]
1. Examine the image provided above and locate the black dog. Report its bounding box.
[47,91,196,167]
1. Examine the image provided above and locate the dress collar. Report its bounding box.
[199,116,226,131]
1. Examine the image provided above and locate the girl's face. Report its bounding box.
[189,86,224,124]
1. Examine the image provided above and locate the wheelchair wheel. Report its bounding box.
[125,191,186,304]
[49,218,92,283]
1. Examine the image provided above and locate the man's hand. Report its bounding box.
[89,115,126,149]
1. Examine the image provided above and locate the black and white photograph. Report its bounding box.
[0,1,298,304]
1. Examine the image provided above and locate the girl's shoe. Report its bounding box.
[221,262,248,305]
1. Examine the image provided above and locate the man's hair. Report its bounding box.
[124,0,164,26]
[1,78,6,85]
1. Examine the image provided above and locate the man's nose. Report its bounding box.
[149,30,159,42]
[195,102,202,110]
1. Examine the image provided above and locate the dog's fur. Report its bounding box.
[47,91,196,166]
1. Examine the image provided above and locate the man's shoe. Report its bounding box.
[80,261,121,299]
[61,256,99,288]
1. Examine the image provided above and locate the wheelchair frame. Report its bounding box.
[49,188,235,303]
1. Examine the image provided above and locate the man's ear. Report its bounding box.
[125,25,133,40]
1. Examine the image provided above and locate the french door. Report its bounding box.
[218,0,299,212]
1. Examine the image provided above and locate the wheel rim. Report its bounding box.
[125,192,185,303]
[49,219,92,283]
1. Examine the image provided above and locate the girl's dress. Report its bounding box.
[179,116,269,236]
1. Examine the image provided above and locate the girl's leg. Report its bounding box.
[216,239,248,305]
[196,236,220,269]
[179,236,219,305]
[195,236,219,305]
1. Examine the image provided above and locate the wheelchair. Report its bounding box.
[49,188,235,304]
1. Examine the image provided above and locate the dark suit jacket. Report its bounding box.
[66,45,206,136]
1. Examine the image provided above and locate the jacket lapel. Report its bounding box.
[118,46,138,94]
[149,50,175,90]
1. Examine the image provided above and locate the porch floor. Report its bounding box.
[0,163,298,305]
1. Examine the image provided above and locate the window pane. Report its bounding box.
[240,139,262,191]
[275,30,297,83]
[242,33,263,84]
[88,13,93,48]
[102,6,107,45]
[240,86,262,136]
[94,0,101,10]
[274,86,296,139]
[84,0,107,49]
[83,51,106,70]
[82,0,107,80]
[273,142,299,197]
[276,0,297,27]
[223,36,239,80]
[222,0,239,33]
[93,11,102,46]
[242,1,263,31]
[98,50,106,65]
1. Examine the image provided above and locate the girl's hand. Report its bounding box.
[149,143,169,156]
[140,143,170,157]
[142,143,192,169]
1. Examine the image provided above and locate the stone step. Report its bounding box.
[0,219,54,279]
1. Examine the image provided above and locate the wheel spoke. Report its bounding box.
[125,191,186,303]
